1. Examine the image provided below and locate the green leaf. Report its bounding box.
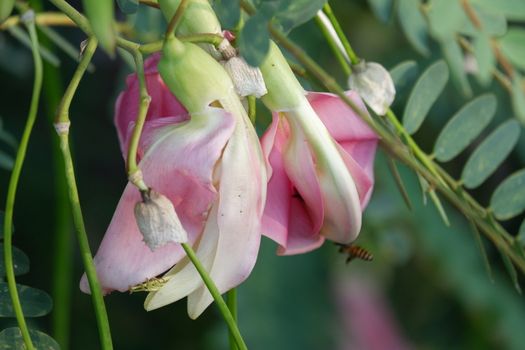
[0,283,53,317]
[468,219,494,283]
[368,0,393,23]
[440,39,472,97]
[429,190,450,226]
[397,0,430,56]
[471,0,525,21]
[0,328,59,349]
[434,94,497,162]
[461,120,521,189]
[403,60,449,134]
[117,0,139,14]
[426,0,465,41]
[0,150,14,170]
[472,33,495,86]
[82,0,116,55]
[0,244,30,276]
[0,0,14,23]
[460,4,507,37]
[274,0,327,33]
[491,169,525,220]
[0,211,3,239]
[213,0,241,29]
[389,60,418,93]
[518,220,525,244]
[500,28,525,72]
[511,75,525,124]
[238,13,270,67]
[499,252,522,294]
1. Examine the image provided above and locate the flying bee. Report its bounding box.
[336,243,374,264]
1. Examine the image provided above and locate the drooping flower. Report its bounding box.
[259,42,378,255]
[81,40,266,319]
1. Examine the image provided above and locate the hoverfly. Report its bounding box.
[336,243,374,264]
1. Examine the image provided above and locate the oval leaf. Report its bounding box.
[511,73,525,124]
[390,60,418,92]
[275,0,327,33]
[472,33,495,86]
[368,0,393,23]
[472,0,525,21]
[117,0,139,14]
[0,244,30,276]
[0,0,15,23]
[238,13,270,67]
[434,94,497,162]
[491,169,525,220]
[0,328,59,349]
[82,0,116,55]
[441,39,472,97]
[213,0,241,29]
[0,283,53,317]
[403,61,449,134]
[500,28,525,72]
[461,120,521,189]
[397,0,430,56]
[426,0,465,41]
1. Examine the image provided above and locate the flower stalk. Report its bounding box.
[3,10,41,350]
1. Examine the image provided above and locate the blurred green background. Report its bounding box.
[1,0,525,349]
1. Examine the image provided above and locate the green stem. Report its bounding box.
[165,0,189,39]
[55,38,114,350]
[227,288,239,350]
[314,13,351,75]
[3,12,42,350]
[322,3,359,65]
[181,243,247,350]
[125,52,150,191]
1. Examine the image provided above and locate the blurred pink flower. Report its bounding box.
[261,91,378,255]
[81,55,266,319]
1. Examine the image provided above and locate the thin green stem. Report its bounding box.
[125,52,150,191]
[314,13,351,75]
[55,38,114,350]
[165,0,189,39]
[322,3,359,65]
[3,12,41,350]
[181,243,247,350]
[248,95,256,124]
[227,288,239,350]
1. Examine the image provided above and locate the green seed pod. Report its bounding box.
[0,0,15,24]
[82,0,116,55]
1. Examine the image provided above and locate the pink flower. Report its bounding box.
[261,91,378,255]
[81,53,266,318]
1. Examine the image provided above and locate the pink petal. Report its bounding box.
[80,108,235,293]
[114,53,187,157]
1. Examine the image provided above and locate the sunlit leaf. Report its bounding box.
[0,150,14,170]
[491,169,525,220]
[472,33,495,85]
[0,244,30,276]
[472,0,525,21]
[117,0,139,14]
[82,0,116,55]
[511,74,525,125]
[213,0,241,29]
[500,28,525,72]
[434,94,497,162]
[441,39,472,97]
[238,13,270,67]
[397,0,430,56]
[0,328,59,349]
[403,61,449,134]
[0,0,14,23]
[368,0,393,23]
[0,283,53,317]
[461,120,521,189]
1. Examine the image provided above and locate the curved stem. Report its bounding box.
[3,13,42,350]
[227,288,239,350]
[181,243,247,350]
[165,0,189,39]
[55,38,114,350]
[314,12,351,75]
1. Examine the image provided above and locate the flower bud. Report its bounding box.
[223,56,267,98]
[347,61,395,116]
[134,189,188,251]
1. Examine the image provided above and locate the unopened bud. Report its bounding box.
[348,61,395,116]
[134,189,188,251]
[223,56,267,98]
